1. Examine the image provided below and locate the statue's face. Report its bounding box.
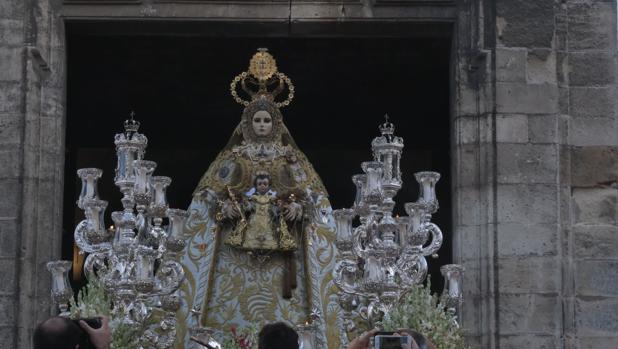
[252,110,272,137]
[256,178,270,194]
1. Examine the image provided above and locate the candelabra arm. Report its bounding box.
[75,220,112,254]
[155,260,185,296]
[418,222,443,257]
[83,252,110,284]
[395,252,428,289]
[351,226,369,259]
[333,259,363,297]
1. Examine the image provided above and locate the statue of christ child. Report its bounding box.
[224,172,298,253]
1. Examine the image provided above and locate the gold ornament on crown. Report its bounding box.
[230,48,295,108]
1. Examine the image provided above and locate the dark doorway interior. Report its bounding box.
[64,22,452,291]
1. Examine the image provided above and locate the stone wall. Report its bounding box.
[0,0,66,347]
[455,0,618,348]
[562,1,618,347]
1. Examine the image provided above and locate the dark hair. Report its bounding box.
[254,173,270,187]
[258,322,299,349]
[33,316,81,349]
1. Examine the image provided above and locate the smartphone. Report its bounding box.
[373,332,411,349]
[72,317,102,349]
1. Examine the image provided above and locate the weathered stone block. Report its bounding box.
[497,222,558,257]
[499,334,558,349]
[0,179,21,217]
[497,143,557,184]
[0,258,16,295]
[568,1,617,50]
[456,225,482,262]
[570,116,618,147]
[37,151,62,182]
[0,114,23,145]
[576,297,618,335]
[0,295,16,325]
[496,0,555,48]
[499,293,560,334]
[0,326,15,349]
[574,225,618,259]
[496,82,559,114]
[454,144,480,188]
[496,48,526,82]
[572,188,618,224]
[455,115,480,145]
[528,114,559,144]
[498,256,560,293]
[41,88,64,118]
[0,19,22,46]
[456,186,483,226]
[461,292,482,334]
[464,334,482,348]
[45,48,66,89]
[496,114,528,143]
[576,260,618,297]
[569,51,616,87]
[571,146,618,187]
[0,149,21,179]
[527,49,557,85]
[556,47,567,78]
[578,336,618,349]
[0,81,22,113]
[458,86,483,116]
[0,47,22,81]
[497,184,558,224]
[0,218,17,258]
[0,0,25,20]
[571,86,617,119]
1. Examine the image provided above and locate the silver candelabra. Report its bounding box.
[333,116,463,331]
[47,115,188,349]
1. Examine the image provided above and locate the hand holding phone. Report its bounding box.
[373,332,413,349]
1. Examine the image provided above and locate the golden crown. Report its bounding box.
[230,48,295,108]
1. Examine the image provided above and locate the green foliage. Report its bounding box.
[69,280,111,319]
[69,280,140,349]
[110,321,140,349]
[382,280,470,349]
[221,323,259,349]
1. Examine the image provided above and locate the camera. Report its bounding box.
[72,317,102,349]
[373,332,411,349]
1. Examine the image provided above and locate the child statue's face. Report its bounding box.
[256,178,270,194]
[252,110,273,137]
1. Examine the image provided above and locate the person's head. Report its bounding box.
[252,110,273,137]
[258,322,299,349]
[33,316,81,349]
[254,173,271,195]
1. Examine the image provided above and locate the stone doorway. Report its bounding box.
[62,20,454,291]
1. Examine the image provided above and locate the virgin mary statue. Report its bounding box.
[177,49,343,348]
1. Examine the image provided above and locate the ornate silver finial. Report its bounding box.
[379,114,395,136]
[124,110,141,134]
